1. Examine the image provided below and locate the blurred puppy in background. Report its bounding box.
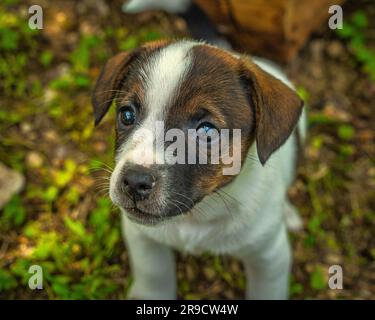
[123,0,232,49]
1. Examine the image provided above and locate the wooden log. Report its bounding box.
[194,0,345,62]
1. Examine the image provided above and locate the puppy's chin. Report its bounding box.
[118,203,185,226]
[123,207,170,226]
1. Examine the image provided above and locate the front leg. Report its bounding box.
[239,226,292,300]
[122,215,177,299]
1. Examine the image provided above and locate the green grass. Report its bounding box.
[337,10,375,81]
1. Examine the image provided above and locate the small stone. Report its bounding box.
[43,130,59,142]
[20,122,32,134]
[54,145,68,160]
[26,151,44,168]
[0,163,25,209]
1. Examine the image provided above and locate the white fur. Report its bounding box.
[141,40,194,136]
[116,42,306,300]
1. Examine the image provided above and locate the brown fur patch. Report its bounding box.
[92,40,171,126]
[238,56,304,165]
[162,45,255,194]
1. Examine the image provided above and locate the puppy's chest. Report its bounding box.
[141,210,252,255]
[170,223,216,253]
[151,222,228,254]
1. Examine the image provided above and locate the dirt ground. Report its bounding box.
[0,0,374,299]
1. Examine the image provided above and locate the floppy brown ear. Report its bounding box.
[92,50,140,126]
[92,40,171,126]
[239,57,304,165]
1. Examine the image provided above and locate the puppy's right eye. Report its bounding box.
[119,105,136,126]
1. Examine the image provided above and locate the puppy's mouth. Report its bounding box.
[124,206,175,225]
[118,191,206,226]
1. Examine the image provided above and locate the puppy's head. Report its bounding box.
[92,40,303,225]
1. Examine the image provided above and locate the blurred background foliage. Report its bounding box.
[0,0,374,299]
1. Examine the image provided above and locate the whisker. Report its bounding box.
[169,201,183,216]
[213,191,231,214]
[89,160,114,171]
[217,189,239,205]
[89,168,113,176]
[169,191,194,206]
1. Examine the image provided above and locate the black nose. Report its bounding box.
[123,167,155,200]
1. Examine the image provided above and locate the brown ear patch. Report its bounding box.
[92,40,171,126]
[239,57,304,165]
[92,51,138,126]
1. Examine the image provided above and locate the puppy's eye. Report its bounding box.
[196,122,219,143]
[119,105,136,126]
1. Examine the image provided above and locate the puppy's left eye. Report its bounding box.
[197,122,219,143]
[119,105,136,126]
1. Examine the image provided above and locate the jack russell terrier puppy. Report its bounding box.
[92,39,306,300]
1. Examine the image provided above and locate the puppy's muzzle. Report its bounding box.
[122,166,156,201]
[114,164,171,224]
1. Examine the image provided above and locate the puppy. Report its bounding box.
[92,40,305,299]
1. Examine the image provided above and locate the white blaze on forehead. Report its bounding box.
[142,41,195,120]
